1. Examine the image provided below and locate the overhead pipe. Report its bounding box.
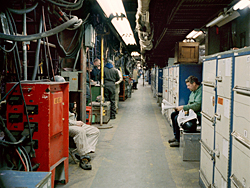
[23,2,27,80]
[32,15,43,80]
[136,0,153,54]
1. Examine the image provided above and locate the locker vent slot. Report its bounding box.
[8,113,23,123]
[231,130,250,149]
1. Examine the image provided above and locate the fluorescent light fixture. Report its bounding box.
[186,30,203,39]
[216,11,240,27]
[111,17,136,45]
[233,0,250,10]
[193,31,203,38]
[206,14,229,27]
[97,0,136,45]
[96,0,126,18]
[131,51,140,56]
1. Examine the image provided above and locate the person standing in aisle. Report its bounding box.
[132,67,139,89]
[168,75,202,147]
[104,60,120,119]
[111,61,123,114]
[91,58,101,82]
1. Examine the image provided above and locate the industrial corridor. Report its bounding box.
[59,78,200,188]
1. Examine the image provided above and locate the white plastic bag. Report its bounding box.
[177,109,199,127]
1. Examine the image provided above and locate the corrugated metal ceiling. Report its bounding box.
[124,0,238,67]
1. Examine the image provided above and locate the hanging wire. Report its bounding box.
[15,148,27,171]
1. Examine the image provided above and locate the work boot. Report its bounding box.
[168,138,177,143]
[170,141,180,147]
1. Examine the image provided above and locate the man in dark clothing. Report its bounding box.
[104,60,120,119]
[91,58,101,82]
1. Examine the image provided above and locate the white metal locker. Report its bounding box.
[201,118,214,152]
[234,54,250,90]
[215,96,231,140]
[214,132,229,181]
[200,147,214,187]
[203,59,217,83]
[163,68,167,100]
[214,168,227,188]
[156,67,159,95]
[217,57,232,99]
[232,101,250,157]
[230,144,250,188]
[202,86,215,122]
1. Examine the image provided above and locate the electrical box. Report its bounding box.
[174,42,199,64]
[61,71,78,91]
[6,82,69,188]
[85,24,96,48]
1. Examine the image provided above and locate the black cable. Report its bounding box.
[0,42,17,53]
[42,36,50,79]
[0,82,19,103]
[21,146,32,172]
[32,14,43,80]
[0,16,79,42]
[11,42,36,158]
[5,9,22,77]
[0,136,26,145]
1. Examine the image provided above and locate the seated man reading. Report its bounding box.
[168,75,202,147]
[69,102,100,170]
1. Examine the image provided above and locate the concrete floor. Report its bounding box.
[57,78,200,188]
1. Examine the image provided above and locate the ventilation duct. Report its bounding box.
[136,0,153,54]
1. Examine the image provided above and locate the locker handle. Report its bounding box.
[230,174,245,188]
[214,113,221,121]
[202,81,216,88]
[215,76,222,82]
[201,111,214,123]
[231,131,250,149]
[233,86,250,96]
[200,139,214,159]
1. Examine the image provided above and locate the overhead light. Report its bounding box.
[96,0,126,18]
[111,17,136,45]
[233,0,250,10]
[186,30,203,39]
[131,51,140,56]
[97,0,136,45]
[206,14,229,27]
[216,11,240,27]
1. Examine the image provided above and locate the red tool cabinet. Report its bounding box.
[6,81,69,188]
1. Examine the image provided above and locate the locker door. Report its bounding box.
[202,86,215,122]
[217,57,232,99]
[201,118,214,152]
[231,145,250,188]
[214,132,229,182]
[203,59,217,83]
[214,168,227,188]
[215,96,230,140]
[200,147,214,187]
